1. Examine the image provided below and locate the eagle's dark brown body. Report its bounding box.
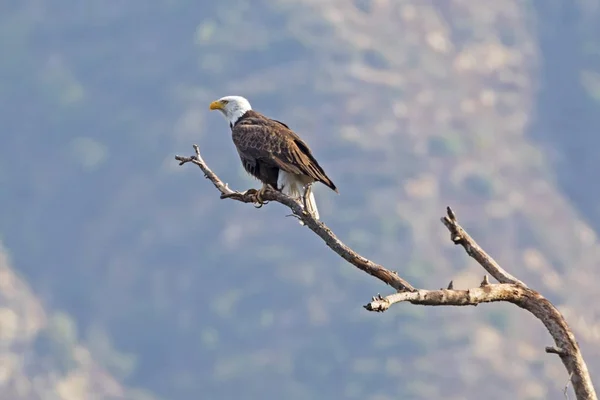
[231,110,338,193]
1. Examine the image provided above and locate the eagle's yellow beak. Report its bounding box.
[209,100,223,110]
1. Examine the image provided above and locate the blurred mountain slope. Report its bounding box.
[0,243,135,400]
[1,0,599,399]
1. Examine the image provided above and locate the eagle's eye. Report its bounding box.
[222,100,229,105]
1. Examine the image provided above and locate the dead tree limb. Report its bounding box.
[437,207,595,400]
[175,145,414,292]
[175,144,597,400]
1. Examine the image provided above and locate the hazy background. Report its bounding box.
[2,1,600,399]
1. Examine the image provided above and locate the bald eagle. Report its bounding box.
[209,95,338,222]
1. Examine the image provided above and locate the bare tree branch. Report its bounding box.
[365,283,522,312]
[175,145,414,292]
[175,144,597,400]
[441,207,527,287]
[437,208,596,400]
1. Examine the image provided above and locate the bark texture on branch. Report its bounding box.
[175,145,414,292]
[438,207,595,400]
[441,207,527,287]
[175,144,596,400]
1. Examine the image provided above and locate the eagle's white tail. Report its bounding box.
[279,172,319,225]
[304,186,319,222]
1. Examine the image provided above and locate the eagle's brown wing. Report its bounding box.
[232,112,338,193]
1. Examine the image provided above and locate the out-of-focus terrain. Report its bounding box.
[1,1,599,399]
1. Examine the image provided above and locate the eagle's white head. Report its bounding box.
[209,95,252,127]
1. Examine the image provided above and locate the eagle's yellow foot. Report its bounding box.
[243,188,258,196]
[252,184,271,208]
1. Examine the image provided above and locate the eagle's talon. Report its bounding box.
[252,184,272,208]
[253,194,268,208]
